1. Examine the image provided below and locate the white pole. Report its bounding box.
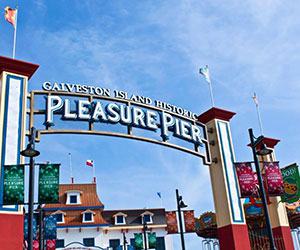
[12,8,18,59]
[68,153,74,183]
[256,103,264,135]
[92,161,96,183]
[208,81,215,107]
[253,93,264,135]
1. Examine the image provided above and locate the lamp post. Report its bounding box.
[123,232,128,250]
[37,205,44,250]
[248,128,276,250]
[176,189,188,250]
[142,219,148,250]
[21,127,40,250]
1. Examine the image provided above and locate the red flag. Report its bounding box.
[264,162,284,196]
[4,6,17,27]
[46,239,56,250]
[183,210,196,233]
[165,211,178,234]
[33,240,39,250]
[86,160,94,167]
[235,162,258,197]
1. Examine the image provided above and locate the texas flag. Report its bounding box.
[86,160,94,167]
[4,6,17,27]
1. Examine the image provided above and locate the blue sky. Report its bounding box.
[1,0,300,248]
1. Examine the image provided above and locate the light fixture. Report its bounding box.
[20,143,40,158]
[256,143,273,156]
[179,200,188,209]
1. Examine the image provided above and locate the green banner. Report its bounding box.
[281,163,300,203]
[148,232,156,249]
[3,165,24,205]
[38,164,60,204]
[134,233,143,249]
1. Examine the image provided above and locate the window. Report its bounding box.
[82,210,95,223]
[141,211,153,224]
[66,191,81,205]
[156,237,166,250]
[130,239,136,250]
[56,213,63,223]
[70,195,77,204]
[116,215,125,224]
[53,212,65,224]
[109,239,121,250]
[143,214,151,223]
[114,213,127,225]
[84,212,92,222]
[56,239,65,248]
[83,238,95,247]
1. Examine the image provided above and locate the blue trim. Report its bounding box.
[43,205,105,211]
[57,223,110,228]
[217,121,244,223]
[0,75,24,211]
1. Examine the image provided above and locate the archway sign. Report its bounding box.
[0,56,294,250]
[29,81,211,165]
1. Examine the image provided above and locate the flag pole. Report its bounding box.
[92,161,96,183]
[199,65,215,107]
[12,8,18,59]
[252,93,264,135]
[68,153,74,183]
[208,81,215,107]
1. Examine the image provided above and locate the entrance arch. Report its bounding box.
[0,56,293,249]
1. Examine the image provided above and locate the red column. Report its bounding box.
[0,214,24,250]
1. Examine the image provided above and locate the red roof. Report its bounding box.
[44,183,107,227]
[44,183,104,209]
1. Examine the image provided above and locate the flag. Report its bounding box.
[157,192,161,199]
[86,160,94,167]
[199,65,211,83]
[4,6,17,27]
[46,240,56,250]
[134,233,143,249]
[281,163,300,203]
[148,232,157,248]
[252,92,259,106]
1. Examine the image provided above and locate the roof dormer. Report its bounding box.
[65,190,82,205]
[51,210,66,224]
[113,212,127,225]
[81,209,95,223]
[141,211,154,224]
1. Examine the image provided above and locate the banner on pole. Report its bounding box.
[44,215,57,240]
[24,214,38,240]
[46,239,56,250]
[165,211,178,234]
[183,210,196,233]
[235,162,258,197]
[264,162,284,196]
[38,164,60,204]
[281,163,300,203]
[3,164,24,205]
[148,232,156,248]
[134,233,143,249]
[33,240,39,250]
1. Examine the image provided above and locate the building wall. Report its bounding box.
[57,226,173,250]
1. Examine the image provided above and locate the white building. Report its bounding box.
[43,183,173,250]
